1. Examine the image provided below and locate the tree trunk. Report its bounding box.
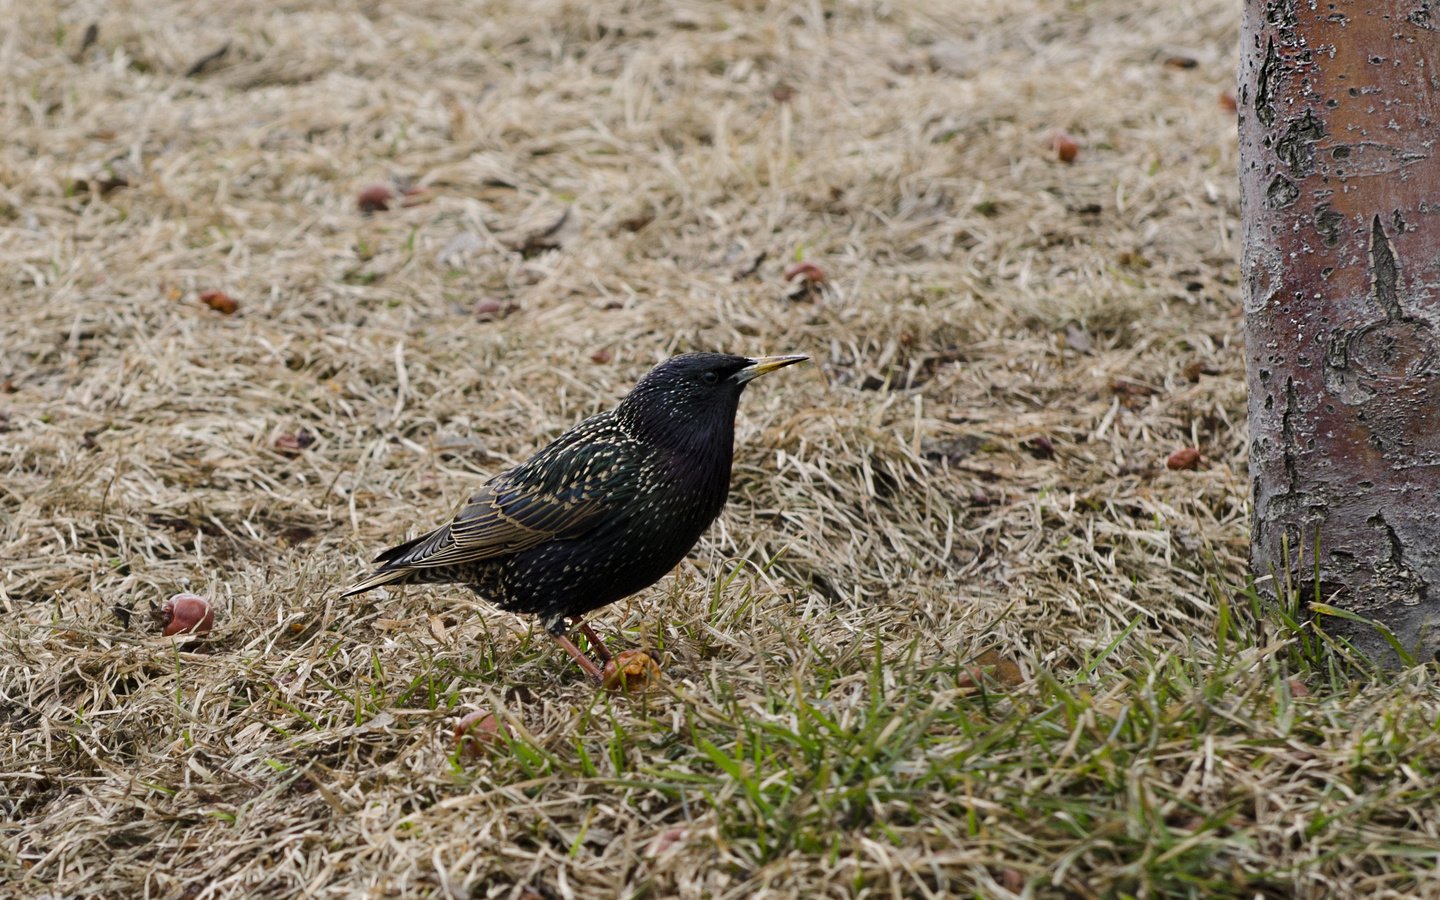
[1240,1,1440,666]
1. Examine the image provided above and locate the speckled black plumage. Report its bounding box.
[343,352,806,638]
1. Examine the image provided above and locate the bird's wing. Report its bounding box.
[373,437,642,571]
[371,485,593,570]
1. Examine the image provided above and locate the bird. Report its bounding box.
[343,352,807,684]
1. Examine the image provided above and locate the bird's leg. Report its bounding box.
[578,622,614,663]
[550,632,604,682]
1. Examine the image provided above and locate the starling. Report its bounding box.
[343,352,807,683]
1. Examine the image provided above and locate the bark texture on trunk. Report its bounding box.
[1240,1,1440,665]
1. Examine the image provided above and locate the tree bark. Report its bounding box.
[1240,1,1440,665]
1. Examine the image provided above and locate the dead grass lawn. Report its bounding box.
[5,1,1440,898]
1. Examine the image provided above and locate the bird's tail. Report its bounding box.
[342,529,438,597]
[340,567,410,598]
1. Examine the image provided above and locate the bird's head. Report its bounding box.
[617,352,807,451]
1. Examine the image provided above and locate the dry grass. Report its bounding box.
[4,0,1440,897]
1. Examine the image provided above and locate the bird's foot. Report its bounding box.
[578,622,614,663]
[601,649,662,693]
[551,632,605,682]
[553,625,660,690]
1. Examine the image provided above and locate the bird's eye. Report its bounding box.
[701,370,719,385]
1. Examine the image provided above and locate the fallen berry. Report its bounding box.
[1166,447,1202,470]
[155,593,215,637]
[474,299,518,321]
[199,290,238,315]
[1052,131,1080,163]
[273,430,316,457]
[357,183,394,213]
[453,709,510,759]
[783,261,827,284]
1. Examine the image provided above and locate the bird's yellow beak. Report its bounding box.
[734,354,808,384]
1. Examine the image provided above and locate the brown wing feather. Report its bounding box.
[343,428,644,597]
[382,482,604,571]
